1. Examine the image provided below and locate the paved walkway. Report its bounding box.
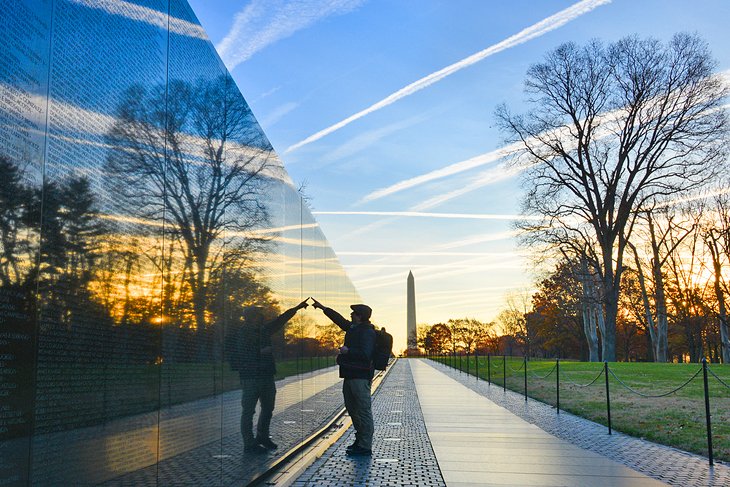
[411,360,663,486]
[295,359,730,487]
[430,360,730,487]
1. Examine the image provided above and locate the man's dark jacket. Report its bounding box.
[227,307,299,378]
[323,307,376,380]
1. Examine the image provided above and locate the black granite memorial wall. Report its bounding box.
[0,1,358,485]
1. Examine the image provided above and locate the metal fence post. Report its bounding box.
[466,351,470,376]
[523,355,528,402]
[604,361,612,435]
[459,353,463,373]
[475,350,479,380]
[503,355,506,392]
[556,358,560,414]
[702,357,714,466]
[487,354,491,385]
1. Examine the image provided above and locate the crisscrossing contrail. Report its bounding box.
[285,0,611,153]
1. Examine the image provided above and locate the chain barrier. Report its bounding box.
[507,360,525,373]
[608,366,702,398]
[528,363,557,380]
[561,368,604,387]
[707,366,730,391]
[489,356,505,365]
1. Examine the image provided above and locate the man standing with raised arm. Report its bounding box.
[228,300,309,454]
[311,298,376,456]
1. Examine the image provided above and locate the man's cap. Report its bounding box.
[350,304,372,321]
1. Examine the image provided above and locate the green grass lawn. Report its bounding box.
[433,355,730,463]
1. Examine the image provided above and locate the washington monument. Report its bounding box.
[407,271,417,350]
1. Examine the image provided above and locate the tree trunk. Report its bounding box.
[645,328,654,362]
[600,239,618,362]
[590,270,608,361]
[653,266,669,363]
[711,256,730,363]
[584,304,599,362]
[630,242,658,360]
[595,304,606,362]
[580,255,600,362]
[648,217,669,362]
[602,281,618,362]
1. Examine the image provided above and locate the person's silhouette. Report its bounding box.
[229,300,308,454]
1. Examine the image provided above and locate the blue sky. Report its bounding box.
[188,0,730,350]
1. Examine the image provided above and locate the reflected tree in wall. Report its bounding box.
[0,156,34,291]
[315,322,344,353]
[34,176,109,335]
[0,153,118,368]
[106,75,275,337]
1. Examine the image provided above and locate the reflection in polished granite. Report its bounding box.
[98,367,343,486]
[0,0,357,485]
[24,367,343,485]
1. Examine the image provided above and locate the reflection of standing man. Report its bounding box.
[312,299,376,456]
[228,300,308,454]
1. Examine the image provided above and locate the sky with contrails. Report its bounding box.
[188,0,730,350]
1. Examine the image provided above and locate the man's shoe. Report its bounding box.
[256,437,278,450]
[346,446,372,457]
[244,444,268,455]
[345,441,359,452]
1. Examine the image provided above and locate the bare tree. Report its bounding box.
[106,75,275,337]
[702,194,730,362]
[665,222,712,362]
[627,207,695,362]
[496,292,533,357]
[497,33,729,360]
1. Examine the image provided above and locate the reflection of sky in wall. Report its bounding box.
[1,0,359,328]
[22,0,286,182]
[187,0,730,351]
